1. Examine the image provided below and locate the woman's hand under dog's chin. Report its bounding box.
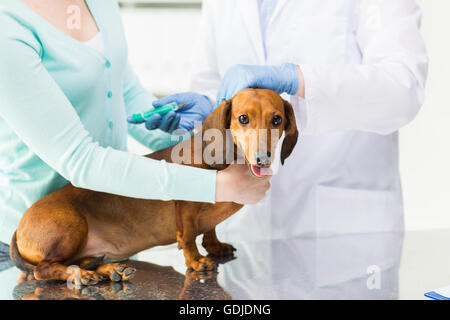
[215,164,272,205]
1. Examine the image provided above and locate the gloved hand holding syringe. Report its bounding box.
[127,92,215,133]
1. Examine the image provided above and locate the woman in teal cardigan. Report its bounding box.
[0,0,270,246]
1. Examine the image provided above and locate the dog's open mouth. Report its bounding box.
[250,164,271,177]
[238,144,272,177]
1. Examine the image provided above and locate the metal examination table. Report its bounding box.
[1,230,449,300]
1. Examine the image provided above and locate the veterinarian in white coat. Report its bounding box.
[186,0,428,239]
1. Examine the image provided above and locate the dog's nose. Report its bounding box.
[255,151,271,166]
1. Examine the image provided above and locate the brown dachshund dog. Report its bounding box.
[10,89,298,285]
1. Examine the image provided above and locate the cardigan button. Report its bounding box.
[108,121,114,129]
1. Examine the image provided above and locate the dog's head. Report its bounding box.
[202,89,298,176]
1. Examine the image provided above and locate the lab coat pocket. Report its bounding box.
[315,185,403,235]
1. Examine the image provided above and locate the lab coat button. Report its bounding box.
[107,91,113,98]
[105,61,111,68]
[108,121,114,129]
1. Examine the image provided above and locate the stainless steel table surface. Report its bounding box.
[1,230,449,300]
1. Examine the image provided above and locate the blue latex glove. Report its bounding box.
[149,92,214,132]
[143,111,181,133]
[216,63,299,105]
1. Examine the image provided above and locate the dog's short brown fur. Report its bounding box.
[10,89,298,284]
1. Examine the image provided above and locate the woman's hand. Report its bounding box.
[216,63,301,106]
[215,164,272,205]
[146,92,214,132]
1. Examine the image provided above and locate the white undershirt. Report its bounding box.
[84,33,104,54]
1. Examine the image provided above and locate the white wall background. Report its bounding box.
[400,0,450,231]
[121,0,450,231]
[121,6,201,97]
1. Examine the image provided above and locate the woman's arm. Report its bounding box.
[0,17,216,203]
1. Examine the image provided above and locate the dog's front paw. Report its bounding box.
[204,242,236,259]
[97,263,136,282]
[186,256,217,272]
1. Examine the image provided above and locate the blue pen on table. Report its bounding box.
[127,102,187,124]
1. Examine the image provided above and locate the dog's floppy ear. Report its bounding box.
[202,99,233,169]
[281,99,298,165]
[202,99,232,132]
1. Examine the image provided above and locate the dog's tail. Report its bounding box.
[9,231,35,274]
[0,240,14,271]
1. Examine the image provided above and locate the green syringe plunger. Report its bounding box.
[127,102,186,124]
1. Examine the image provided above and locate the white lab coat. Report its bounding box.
[189,0,428,239]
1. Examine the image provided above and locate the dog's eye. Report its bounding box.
[239,114,249,125]
[272,115,283,127]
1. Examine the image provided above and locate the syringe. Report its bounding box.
[127,102,187,124]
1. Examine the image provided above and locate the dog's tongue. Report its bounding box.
[251,165,270,177]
